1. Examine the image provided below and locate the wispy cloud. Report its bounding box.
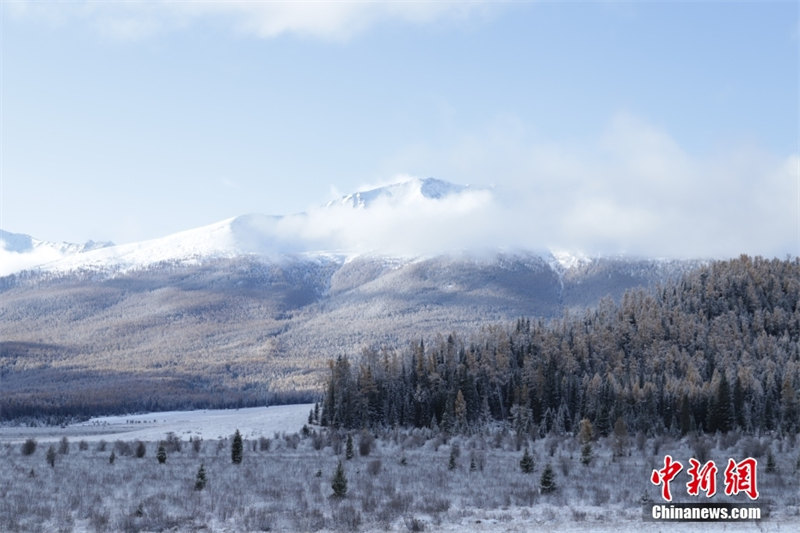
[381,113,799,259]
[7,1,491,40]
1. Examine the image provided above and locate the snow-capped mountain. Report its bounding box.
[0,177,497,276]
[0,229,113,277]
[327,177,471,209]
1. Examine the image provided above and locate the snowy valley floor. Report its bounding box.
[0,406,798,532]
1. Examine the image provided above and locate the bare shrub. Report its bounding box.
[78,440,89,451]
[58,437,69,455]
[298,509,325,531]
[592,486,611,506]
[332,503,361,530]
[21,438,37,456]
[741,436,768,458]
[690,435,712,463]
[285,432,301,449]
[259,436,271,451]
[559,454,570,476]
[385,492,413,515]
[404,516,426,531]
[96,440,107,452]
[134,441,146,458]
[416,495,450,514]
[359,431,374,456]
[164,432,182,453]
[243,506,274,532]
[367,459,382,476]
[191,437,203,454]
[114,440,132,456]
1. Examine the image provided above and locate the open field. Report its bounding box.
[0,404,313,444]
[1,407,798,532]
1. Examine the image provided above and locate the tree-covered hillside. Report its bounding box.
[322,256,800,436]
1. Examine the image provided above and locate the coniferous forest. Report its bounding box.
[322,256,800,436]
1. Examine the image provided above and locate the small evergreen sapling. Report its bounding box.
[109,450,116,464]
[766,450,776,473]
[195,464,207,491]
[580,443,593,466]
[46,445,56,468]
[231,430,243,464]
[332,460,347,498]
[448,446,458,471]
[520,447,534,473]
[157,444,167,464]
[345,434,354,460]
[540,463,557,494]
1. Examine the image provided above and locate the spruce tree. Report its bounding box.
[332,460,347,498]
[157,444,167,464]
[766,450,776,473]
[448,445,458,471]
[195,464,207,491]
[231,430,243,464]
[46,445,56,468]
[520,447,534,473]
[540,463,556,494]
[109,450,116,464]
[580,443,593,466]
[345,434,354,460]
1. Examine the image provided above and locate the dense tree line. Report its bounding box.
[322,256,800,436]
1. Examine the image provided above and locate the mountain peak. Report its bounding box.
[328,177,470,209]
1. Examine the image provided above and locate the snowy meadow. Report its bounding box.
[1,406,798,532]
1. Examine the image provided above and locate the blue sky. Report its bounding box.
[1,1,798,258]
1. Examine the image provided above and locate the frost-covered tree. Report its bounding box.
[520,447,534,474]
[332,460,347,498]
[580,443,593,466]
[231,430,243,464]
[345,434,354,460]
[540,463,556,493]
[46,445,56,468]
[195,464,207,491]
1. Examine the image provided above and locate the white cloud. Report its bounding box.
[8,1,491,40]
[383,113,799,259]
[0,247,66,277]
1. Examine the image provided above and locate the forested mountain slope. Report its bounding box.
[0,253,693,421]
[322,256,800,436]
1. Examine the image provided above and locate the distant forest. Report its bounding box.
[322,256,800,436]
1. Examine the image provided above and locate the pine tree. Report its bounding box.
[109,450,116,464]
[231,430,243,464]
[766,450,777,473]
[195,464,207,491]
[157,444,167,464]
[520,447,534,473]
[540,463,557,494]
[345,434,354,460]
[46,445,56,468]
[448,444,459,471]
[332,460,347,498]
[580,443,593,466]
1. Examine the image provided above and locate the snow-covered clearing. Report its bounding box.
[0,403,312,443]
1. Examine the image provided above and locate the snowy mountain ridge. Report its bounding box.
[2,177,575,277]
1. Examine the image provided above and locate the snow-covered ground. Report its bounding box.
[0,404,312,443]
